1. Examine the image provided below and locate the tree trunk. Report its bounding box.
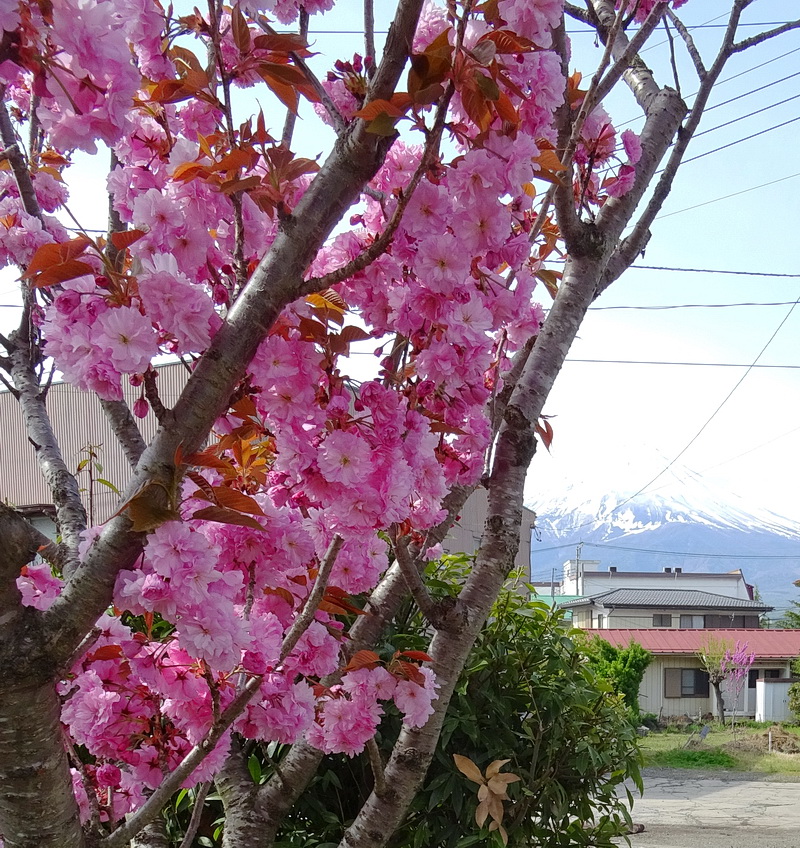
[0,678,85,848]
[130,818,171,848]
[712,681,726,724]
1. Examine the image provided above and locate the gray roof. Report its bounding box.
[558,588,772,612]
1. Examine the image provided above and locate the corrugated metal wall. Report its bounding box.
[440,487,534,579]
[1,362,188,523]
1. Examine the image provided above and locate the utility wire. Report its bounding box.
[565,360,800,369]
[607,294,800,509]
[591,303,800,311]
[678,114,800,166]
[703,69,800,114]
[615,46,800,129]
[656,171,800,219]
[627,265,800,278]
[692,91,800,139]
[528,540,800,559]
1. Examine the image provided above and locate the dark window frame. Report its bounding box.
[653,614,672,627]
[665,667,710,698]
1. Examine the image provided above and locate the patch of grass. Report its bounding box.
[638,724,800,774]
[647,748,737,769]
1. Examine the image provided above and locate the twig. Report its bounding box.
[365,737,386,796]
[364,0,376,74]
[391,532,440,628]
[101,673,264,848]
[255,14,347,135]
[99,399,147,468]
[106,149,127,272]
[282,9,309,147]
[662,16,681,96]
[666,8,706,79]
[731,19,800,53]
[64,733,105,837]
[177,781,211,848]
[0,101,44,222]
[300,80,454,294]
[143,368,169,424]
[279,534,344,663]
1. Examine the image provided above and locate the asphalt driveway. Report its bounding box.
[616,769,800,848]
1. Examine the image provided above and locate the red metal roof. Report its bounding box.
[585,628,800,659]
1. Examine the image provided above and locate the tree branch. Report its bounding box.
[731,19,800,53]
[101,673,265,848]
[665,8,706,79]
[100,399,146,468]
[391,533,440,627]
[364,0,377,72]
[177,781,211,848]
[41,0,424,691]
[279,534,343,662]
[7,349,87,570]
[143,369,169,425]
[365,738,386,796]
[0,101,43,222]
[255,13,348,136]
[300,78,453,294]
[281,8,309,148]
[589,4,667,109]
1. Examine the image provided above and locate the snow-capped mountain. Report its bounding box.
[527,467,800,613]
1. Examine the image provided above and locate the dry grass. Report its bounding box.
[639,723,800,774]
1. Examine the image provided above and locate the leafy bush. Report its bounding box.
[276,559,643,848]
[788,682,800,720]
[580,636,652,717]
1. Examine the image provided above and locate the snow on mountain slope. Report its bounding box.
[527,464,800,611]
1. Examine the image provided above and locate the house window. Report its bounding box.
[706,614,761,629]
[653,614,672,627]
[597,614,604,628]
[679,615,705,629]
[748,669,783,689]
[665,668,710,698]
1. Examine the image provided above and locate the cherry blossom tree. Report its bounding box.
[0,1,797,847]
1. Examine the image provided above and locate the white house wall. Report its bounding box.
[639,657,790,719]
[599,608,759,629]
[562,564,750,599]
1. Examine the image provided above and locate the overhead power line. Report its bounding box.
[591,302,800,311]
[529,540,800,559]
[627,265,800,278]
[582,542,800,559]
[692,91,800,139]
[617,294,800,503]
[679,114,800,166]
[566,359,800,369]
[656,171,800,219]
[703,69,800,115]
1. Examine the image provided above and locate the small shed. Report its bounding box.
[755,678,798,723]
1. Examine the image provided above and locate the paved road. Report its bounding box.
[616,770,800,848]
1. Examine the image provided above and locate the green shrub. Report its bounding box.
[580,636,652,718]
[788,682,800,720]
[275,559,643,848]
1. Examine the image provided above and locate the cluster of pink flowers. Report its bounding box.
[0,0,648,826]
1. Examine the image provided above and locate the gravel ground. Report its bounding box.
[613,768,800,848]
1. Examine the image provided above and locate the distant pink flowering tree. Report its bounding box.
[0,2,797,847]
